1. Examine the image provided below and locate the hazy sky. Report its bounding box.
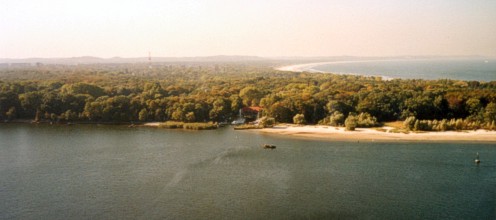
[1,0,496,58]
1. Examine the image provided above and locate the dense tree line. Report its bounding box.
[1,63,495,130]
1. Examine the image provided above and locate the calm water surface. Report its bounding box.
[1,124,495,219]
[311,58,496,81]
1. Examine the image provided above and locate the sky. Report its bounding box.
[1,0,496,58]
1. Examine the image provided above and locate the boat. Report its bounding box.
[263,144,276,149]
[218,121,229,127]
[475,152,480,164]
[231,109,246,125]
[231,118,245,125]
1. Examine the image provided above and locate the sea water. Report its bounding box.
[310,58,496,81]
[1,124,495,219]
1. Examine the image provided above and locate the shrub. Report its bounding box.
[233,124,263,130]
[345,115,357,131]
[159,121,184,128]
[403,116,416,130]
[356,112,379,127]
[293,114,306,125]
[183,122,217,130]
[259,116,275,128]
[159,121,218,130]
[329,111,345,126]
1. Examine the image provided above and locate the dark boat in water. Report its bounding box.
[263,144,276,149]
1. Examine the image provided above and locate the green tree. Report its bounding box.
[230,95,243,115]
[19,91,42,118]
[356,112,379,127]
[185,112,196,122]
[209,98,230,122]
[293,113,306,125]
[404,116,416,130]
[239,86,263,106]
[329,111,345,126]
[466,98,482,115]
[139,108,148,122]
[61,83,105,98]
[269,102,293,123]
[484,102,496,123]
[356,91,399,121]
[171,109,184,121]
[326,100,352,115]
[345,114,357,131]
[6,107,16,120]
[259,116,275,128]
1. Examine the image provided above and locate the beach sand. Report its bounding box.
[275,62,332,72]
[251,124,496,142]
[143,122,161,127]
[143,122,496,142]
[275,59,403,73]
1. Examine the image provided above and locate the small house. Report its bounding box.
[241,106,263,122]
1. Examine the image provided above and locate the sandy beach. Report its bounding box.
[143,122,161,127]
[252,124,496,142]
[275,62,334,72]
[143,122,496,142]
[275,59,406,73]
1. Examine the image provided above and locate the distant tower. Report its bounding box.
[148,51,152,69]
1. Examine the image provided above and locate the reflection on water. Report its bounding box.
[1,124,495,219]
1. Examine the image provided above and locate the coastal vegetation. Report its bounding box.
[1,63,496,131]
[233,116,275,130]
[158,121,218,130]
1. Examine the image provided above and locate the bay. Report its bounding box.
[1,124,495,219]
[310,58,496,81]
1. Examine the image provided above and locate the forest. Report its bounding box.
[1,62,496,131]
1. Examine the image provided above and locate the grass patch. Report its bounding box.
[183,122,218,130]
[389,129,409,134]
[159,121,218,130]
[159,121,184,129]
[374,128,388,132]
[233,124,263,130]
[384,121,405,129]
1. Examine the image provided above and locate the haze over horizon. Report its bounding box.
[1,0,496,59]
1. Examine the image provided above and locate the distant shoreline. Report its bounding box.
[275,59,403,73]
[274,58,496,82]
[275,62,332,72]
[249,124,496,142]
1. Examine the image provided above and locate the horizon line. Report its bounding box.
[1,54,495,60]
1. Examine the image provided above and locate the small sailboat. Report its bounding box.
[475,152,480,164]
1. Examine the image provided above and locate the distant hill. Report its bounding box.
[1,55,490,65]
[0,55,268,65]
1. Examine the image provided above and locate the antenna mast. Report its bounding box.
[148,51,152,69]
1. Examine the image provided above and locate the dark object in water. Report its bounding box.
[263,144,276,149]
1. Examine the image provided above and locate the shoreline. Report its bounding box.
[275,61,332,72]
[275,59,401,73]
[274,58,469,81]
[249,124,496,142]
[274,60,399,81]
[3,121,495,142]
